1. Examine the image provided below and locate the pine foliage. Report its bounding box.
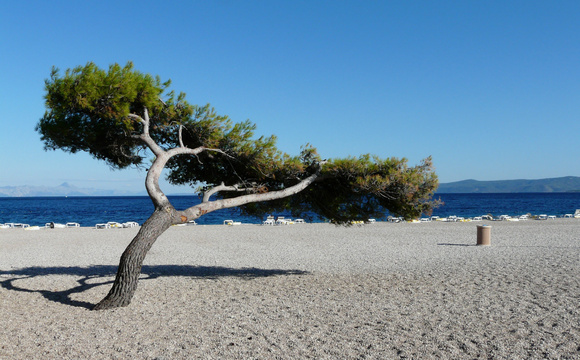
[37,62,440,222]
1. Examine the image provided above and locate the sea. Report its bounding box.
[1,193,579,227]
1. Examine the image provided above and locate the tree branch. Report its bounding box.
[127,113,146,125]
[202,182,259,203]
[146,145,233,208]
[178,125,185,148]
[180,162,326,221]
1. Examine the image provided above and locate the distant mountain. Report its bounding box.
[437,176,580,193]
[0,182,145,197]
[3,176,580,197]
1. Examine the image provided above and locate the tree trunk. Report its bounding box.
[93,206,175,310]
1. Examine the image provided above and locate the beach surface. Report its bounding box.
[1,220,579,359]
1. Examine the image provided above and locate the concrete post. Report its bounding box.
[477,225,491,246]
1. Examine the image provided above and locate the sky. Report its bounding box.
[1,0,579,194]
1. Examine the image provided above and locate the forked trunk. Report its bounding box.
[93,206,175,310]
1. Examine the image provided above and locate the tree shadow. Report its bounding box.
[437,243,476,247]
[0,265,308,310]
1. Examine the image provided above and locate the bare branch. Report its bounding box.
[181,161,326,221]
[147,146,235,208]
[129,107,166,157]
[178,125,185,148]
[127,113,146,125]
[202,181,261,202]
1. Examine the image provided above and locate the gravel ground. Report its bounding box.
[1,220,579,359]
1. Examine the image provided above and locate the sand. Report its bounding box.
[1,220,579,359]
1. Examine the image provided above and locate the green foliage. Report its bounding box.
[240,155,441,223]
[37,62,440,222]
[37,62,190,168]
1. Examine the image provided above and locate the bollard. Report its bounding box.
[476,225,491,245]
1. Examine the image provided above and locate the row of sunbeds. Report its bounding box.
[0,221,140,230]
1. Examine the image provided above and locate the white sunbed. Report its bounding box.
[122,221,139,228]
[45,222,66,229]
[224,220,242,226]
[275,217,295,225]
[275,216,290,225]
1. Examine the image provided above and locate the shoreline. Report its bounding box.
[2,215,579,229]
[1,221,579,359]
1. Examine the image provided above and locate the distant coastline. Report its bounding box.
[1,176,580,197]
[436,176,580,194]
[0,182,147,198]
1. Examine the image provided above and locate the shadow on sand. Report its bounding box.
[436,243,476,247]
[0,265,308,310]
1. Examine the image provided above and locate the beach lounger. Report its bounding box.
[45,222,66,228]
[263,216,275,225]
[223,220,241,225]
[275,216,288,225]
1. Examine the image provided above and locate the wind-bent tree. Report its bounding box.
[37,62,440,310]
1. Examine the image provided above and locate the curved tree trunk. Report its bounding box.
[91,159,323,310]
[93,205,176,310]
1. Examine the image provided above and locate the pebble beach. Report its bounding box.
[1,220,579,359]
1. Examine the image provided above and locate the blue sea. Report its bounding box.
[1,193,579,227]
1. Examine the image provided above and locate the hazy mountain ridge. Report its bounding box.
[0,182,145,197]
[437,176,580,193]
[2,176,580,197]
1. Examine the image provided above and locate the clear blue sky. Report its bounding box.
[1,1,579,193]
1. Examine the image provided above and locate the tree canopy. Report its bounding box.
[37,62,440,309]
[38,61,440,224]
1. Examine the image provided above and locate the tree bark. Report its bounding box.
[92,158,323,310]
[92,205,175,310]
